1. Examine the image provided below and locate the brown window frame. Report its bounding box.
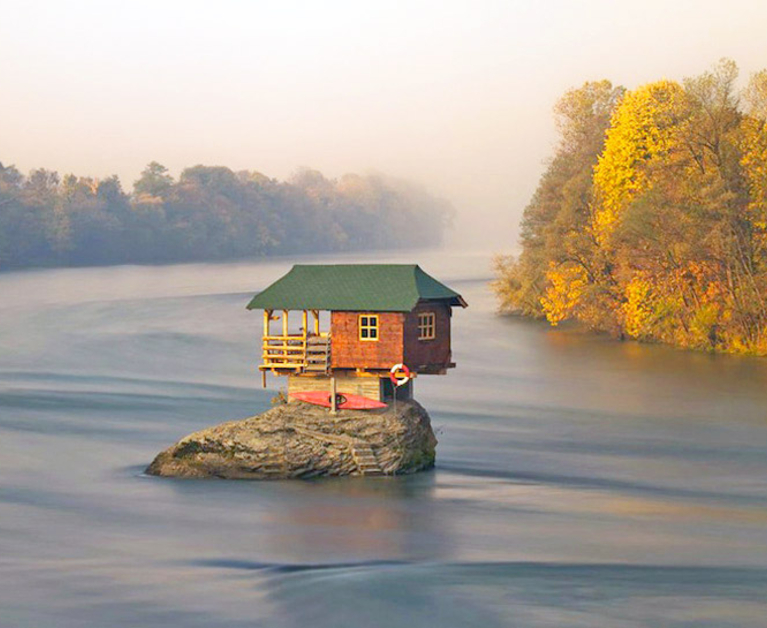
[358,314,379,341]
[417,312,436,340]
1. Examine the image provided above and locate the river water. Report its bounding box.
[1,250,766,627]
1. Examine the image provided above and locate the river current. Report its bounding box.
[1,250,766,627]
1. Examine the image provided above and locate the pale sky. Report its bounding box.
[2,0,767,249]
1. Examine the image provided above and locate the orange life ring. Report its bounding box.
[389,363,411,387]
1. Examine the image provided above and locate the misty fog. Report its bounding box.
[2,0,767,249]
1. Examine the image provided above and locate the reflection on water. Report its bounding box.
[1,250,767,627]
[259,476,443,559]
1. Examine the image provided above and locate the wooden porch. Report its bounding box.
[259,309,331,378]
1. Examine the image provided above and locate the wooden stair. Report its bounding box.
[304,335,330,373]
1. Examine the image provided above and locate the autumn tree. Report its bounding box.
[494,80,624,320]
[496,60,767,355]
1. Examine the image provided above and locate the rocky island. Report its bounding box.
[146,263,465,481]
[146,399,436,479]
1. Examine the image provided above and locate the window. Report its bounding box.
[359,314,379,341]
[418,312,436,340]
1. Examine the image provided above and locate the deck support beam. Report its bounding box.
[330,376,337,414]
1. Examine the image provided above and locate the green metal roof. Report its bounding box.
[246,264,467,312]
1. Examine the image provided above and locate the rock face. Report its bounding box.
[146,399,436,479]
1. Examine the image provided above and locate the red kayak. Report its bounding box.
[290,390,387,410]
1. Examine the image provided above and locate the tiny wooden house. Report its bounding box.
[246,264,467,401]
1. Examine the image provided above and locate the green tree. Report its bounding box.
[133,161,174,199]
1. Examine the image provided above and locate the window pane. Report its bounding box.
[418,312,434,339]
[359,314,378,340]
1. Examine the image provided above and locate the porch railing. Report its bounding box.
[261,334,330,373]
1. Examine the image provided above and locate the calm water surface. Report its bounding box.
[1,250,766,627]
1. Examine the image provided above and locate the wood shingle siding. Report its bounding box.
[330,311,405,370]
[403,302,452,371]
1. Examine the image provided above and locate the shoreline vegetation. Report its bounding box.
[494,59,767,356]
[0,162,452,271]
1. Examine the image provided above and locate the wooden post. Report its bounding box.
[330,376,337,415]
[282,310,289,337]
[313,310,320,335]
[393,381,397,413]
[262,310,270,387]
[302,310,308,339]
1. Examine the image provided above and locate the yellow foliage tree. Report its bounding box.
[741,71,767,231]
[741,118,767,227]
[495,61,767,356]
[540,262,588,326]
[592,80,691,243]
[622,275,654,338]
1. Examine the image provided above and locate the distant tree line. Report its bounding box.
[494,59,767,355]
[0,162,452,269]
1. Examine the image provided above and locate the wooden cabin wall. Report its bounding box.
[330,311,404,370]
[403,302,452,371]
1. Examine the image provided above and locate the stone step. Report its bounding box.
[351,444,384,476]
